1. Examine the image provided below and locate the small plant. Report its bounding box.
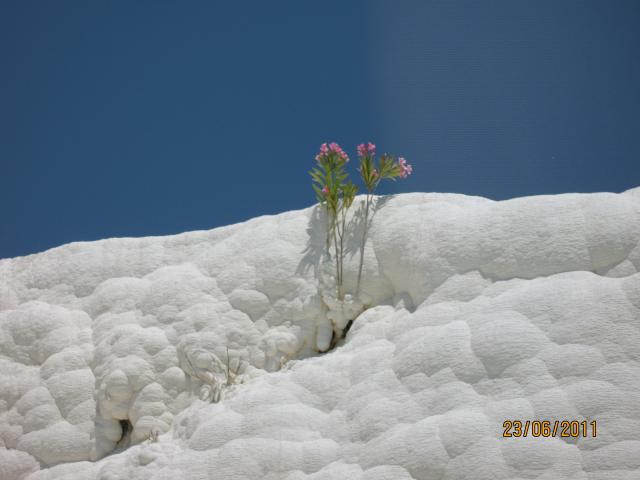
[355,143,412,295]
[310,141,413,305]
[223,346,244,387]
[181,347,246,403]
[310,142,357,300]
[145,427,160,443]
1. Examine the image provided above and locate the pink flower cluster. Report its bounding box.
[398,157,413,178]
[357,142,376,157]
[316,142,349,162]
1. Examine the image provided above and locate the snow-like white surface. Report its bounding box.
[1,189,639,479]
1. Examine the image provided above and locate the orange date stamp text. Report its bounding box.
[502,420,597,438]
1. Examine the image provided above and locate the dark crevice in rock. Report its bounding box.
[115,419,132,451]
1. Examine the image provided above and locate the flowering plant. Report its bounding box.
[355,143,412,294]
[310,141,413,303]
[310,143,357,300]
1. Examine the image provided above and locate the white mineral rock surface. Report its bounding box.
[1,189,639,479]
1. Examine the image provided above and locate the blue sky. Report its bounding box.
[2,0,639,258]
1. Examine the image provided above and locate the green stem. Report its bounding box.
[325,205,331,251]
[355,192,373,296]
[339,206,347,297]
[333,224,341,299]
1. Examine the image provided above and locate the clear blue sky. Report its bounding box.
[2,0,639,259]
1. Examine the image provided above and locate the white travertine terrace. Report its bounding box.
[1,188,639,479]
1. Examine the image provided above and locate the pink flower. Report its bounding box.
[327,142,349,162]
[357,142,376,157]
[367,142,376,156]
[322,185,329,195]
[316,143,329,161]
[398,157,413,178]
[316,141,349,162]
